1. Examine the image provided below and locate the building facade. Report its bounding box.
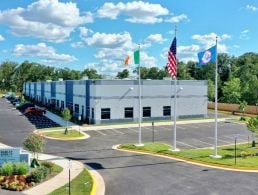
[24,79,208,124]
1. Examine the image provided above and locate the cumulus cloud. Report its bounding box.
[70,42,84,48]
[240,29,250,40]
[97,1,169,24]
[0,0,91,42]
[13,43,77,64]
[192,33,231,53]
[165,14,188,23]
[0,35,4,41]
[145,34,166,44]
[246,4,257,11]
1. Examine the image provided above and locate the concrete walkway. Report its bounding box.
[44,110,75,127]
[0,143,105,195]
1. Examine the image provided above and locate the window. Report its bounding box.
[143,107,151,117]
[101,108,110,119]
[56,100,59,108]
[74,104,79,115]
[61,101,64,109]
[163,106,171,116]
[91,108,94,119]
[124,107,133,118]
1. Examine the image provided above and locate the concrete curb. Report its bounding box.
[113,144,258,173]
[89,170,105,195]
[81,118,234,131]
[34,129,90,141]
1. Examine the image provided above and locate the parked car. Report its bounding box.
[24,107,46,116]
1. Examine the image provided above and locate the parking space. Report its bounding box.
[85,121,251,149]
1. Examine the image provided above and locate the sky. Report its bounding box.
[0,0,257,75]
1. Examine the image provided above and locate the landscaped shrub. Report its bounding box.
[28,166,49,183]
[41,161,54,173]
[1,175,28,191]
[13,162,28,175]
[1,162,14,176]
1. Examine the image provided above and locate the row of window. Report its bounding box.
[101,106,172,120]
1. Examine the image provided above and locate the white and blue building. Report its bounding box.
[24,79,208,124]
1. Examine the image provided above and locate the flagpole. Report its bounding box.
[172,25,179,151]
[137,44,143,146]
[211,36,221,158]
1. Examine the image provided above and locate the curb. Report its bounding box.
[113,145,258,173]
[34,129,90,141]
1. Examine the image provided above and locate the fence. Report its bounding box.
[208,102,258,115]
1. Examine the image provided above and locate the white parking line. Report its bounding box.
[94,130,107,136]
[177,126,186,130]
[177,141,199,149]
[127,127,138,133]
[207,137,231,144]
[110,129,124,134]
[192,138,213,146]
[223,135,247,142]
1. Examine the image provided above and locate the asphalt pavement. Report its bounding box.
[0,98,258,195]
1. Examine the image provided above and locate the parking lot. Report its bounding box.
[84,121,252,149]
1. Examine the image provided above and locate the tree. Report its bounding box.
[220,78,241,103]
[247,117,258,147]
[62,108,72,134]
[239,101,248,116]
[23,133,46,167]
[0,61,18,91]
[207,79,215,101]
[81,68,102,79]
[116,69,129,79]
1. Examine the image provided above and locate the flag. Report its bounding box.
[134,50,140,64]
[167,37,177,78]
[124,55,130,65]
[197,45,217,66]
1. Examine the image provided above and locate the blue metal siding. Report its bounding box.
[85,80,90,118]
[34,83,37,98]
[65,81,73,104]
[29,83,31,97]
[41,82,45,102]
[51,82,56,98]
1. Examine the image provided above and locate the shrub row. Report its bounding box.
[0,162,28,176]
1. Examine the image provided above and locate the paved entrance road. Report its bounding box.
[0,99,258,195]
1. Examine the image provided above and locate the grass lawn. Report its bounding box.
[119,142,258,169]
[49,168,93,195]
[42,130,85,139]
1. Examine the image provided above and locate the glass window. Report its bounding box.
[101,108,110,119]
[143,107,151,117]
[61,101,64,109]
[163,106,171,116]
[91,108,94,119]
[56,100,59,108]
[125,107,133,118]
[74,104,79,114]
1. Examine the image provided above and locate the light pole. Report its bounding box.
[68,160,72,195]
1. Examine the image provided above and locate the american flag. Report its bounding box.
[167,37,177,78]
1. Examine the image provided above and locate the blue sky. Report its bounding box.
[0,0,257,75]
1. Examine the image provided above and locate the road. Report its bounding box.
[0,98,258,195]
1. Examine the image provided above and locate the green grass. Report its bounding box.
[49,168,93,195]
[120,142,258,169]
[42,130,84,139]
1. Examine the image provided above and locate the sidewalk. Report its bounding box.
[0,142,105,195]
[44,110,75,127]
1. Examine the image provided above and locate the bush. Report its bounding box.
[13,162,28,175]
[27,166,49,183]
[41,161,54,173]
[1,162,14,176]
[240,116,246,121]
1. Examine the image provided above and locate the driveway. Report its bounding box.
[0,99,258,195]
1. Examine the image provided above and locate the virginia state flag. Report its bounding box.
[197,45,216,66]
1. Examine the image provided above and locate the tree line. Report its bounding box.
[0,52,257,105]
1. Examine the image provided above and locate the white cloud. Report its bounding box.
[86,32,133,48]
[0,35,4,41]
[97,1,169,24]
[165,14,188,23]
[71,42,84,48]
[192,33,231,53]
[13,43,77,64]
[240,29,250,40]
[0,0,90,42]
[161,45,200,62]
[145,34,166,44]
[246,4,257,11]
